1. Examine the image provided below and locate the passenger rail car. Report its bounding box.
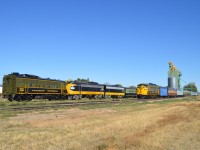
[124,87,137,98]
[3,73,66,101]
[191,92,198,96]
[177,90,184,97]
[183,90,191,96]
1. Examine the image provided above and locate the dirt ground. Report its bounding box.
[1,98,200,150]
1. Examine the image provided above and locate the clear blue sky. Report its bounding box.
[0,0,200,91]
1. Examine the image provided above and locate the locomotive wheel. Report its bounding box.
[117,96,122,99]
[68,96,72,100]
[8,97,13,102]
[27,96,32,101]
[15,95,21,101]
[62,96,66,100]
[99,95,103,99]
[73,95,79,100]
[78,95,82,100]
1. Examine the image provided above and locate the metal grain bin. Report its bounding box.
[159,87,168,97]
[168,77,178,89]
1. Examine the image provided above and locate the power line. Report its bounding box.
[180,78,188,84]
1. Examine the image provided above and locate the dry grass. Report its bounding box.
[0,97,200,150]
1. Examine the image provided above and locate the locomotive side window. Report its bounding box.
[17,79,24,86]
[70,86,80,91]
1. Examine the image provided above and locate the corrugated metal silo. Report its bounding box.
[168,77,178,89]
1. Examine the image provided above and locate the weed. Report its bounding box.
[97,143,107,150]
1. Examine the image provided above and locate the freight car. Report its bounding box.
[168,88,177,97]
[124,87,137,98]
[137,83,160,99]
[159,87,168,97]
[3,73,67,101]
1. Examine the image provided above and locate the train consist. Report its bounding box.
[136,83,190,99]
[2,73,126,101]
[2,72,197,101]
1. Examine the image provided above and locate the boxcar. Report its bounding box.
[159,87,168,97]
[3,73,66,101]
[168,88,177,97]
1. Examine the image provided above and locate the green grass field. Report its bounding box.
[0,96,200,150]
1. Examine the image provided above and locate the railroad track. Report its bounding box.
[0,97,184,111]
[0,99,122,111]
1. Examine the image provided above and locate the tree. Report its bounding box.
[114,84,123,87]
[76,78,89,82]
[129,86,136,88]
[183,84,198,92]
[104,82,110,85]
[65,79,73,83]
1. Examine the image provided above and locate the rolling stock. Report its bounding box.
[3,73,66,101]
[183,90,191,96]
[104,85,125,99]
[2,72,198,101]
[168,88,177,97]
[159,87,168,97]
[124,87,137,98]
[177,90,184,97]
[66,82,104,100]
[3,73,126,101]
[137,83,160,99]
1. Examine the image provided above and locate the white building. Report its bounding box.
[0,87,2,94]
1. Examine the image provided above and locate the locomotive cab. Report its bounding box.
[137,84,148,99]
[3,75,17,101]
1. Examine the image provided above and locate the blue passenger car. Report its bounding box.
[159,87,168,97]
[177,90,184,97]
[191,92,198,96]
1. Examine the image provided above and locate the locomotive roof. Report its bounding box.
[138,83,159,86]
[105,85,124,90]
[7,72,65,82]
[73,81,99,85]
